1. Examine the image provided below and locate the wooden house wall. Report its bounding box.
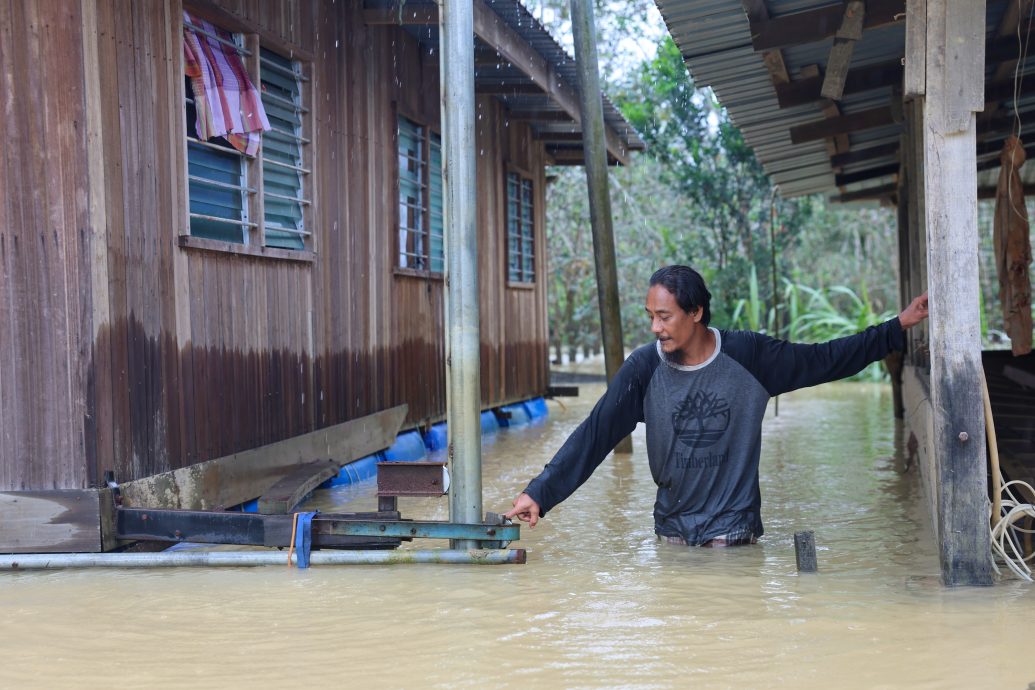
[0,0,92,490]
[0,0,549,491]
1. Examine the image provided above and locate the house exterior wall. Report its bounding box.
[0,0,549,490]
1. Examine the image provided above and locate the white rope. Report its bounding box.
[990,479,1035,582]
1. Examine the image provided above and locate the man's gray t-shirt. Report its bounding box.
[523,319,905,544]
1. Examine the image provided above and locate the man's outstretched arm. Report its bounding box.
[504,346,657,527]
[736,292,929,397]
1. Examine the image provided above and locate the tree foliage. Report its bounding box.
[535,5,903,364]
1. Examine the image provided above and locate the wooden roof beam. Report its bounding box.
[835,162,899,186]
[534,131,584,142]
[978,183,1035,200]
[777,58,902,108]
[546,148,619,166]
[749,0,904,52]
[830,141,899,167]
[364,1,635,162]
[474,82,545,95]
[505,110,575,122]
[741,1,790,85]
[832,182,898,202]
[820,1,866,101]
[790,105,896,144]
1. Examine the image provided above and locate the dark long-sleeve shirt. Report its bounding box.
[523,318,906,544]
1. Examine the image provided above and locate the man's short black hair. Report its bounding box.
[649,265,711,325]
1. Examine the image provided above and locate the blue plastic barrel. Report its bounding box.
[495,403,531,427]
[423,422,449,451]
[523,397,549,421]
[383,430,428,462]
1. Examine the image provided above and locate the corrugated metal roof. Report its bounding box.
[655,0,1030,200]
[362,0,645,159]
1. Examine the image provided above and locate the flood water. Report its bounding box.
[1,382,1033,688]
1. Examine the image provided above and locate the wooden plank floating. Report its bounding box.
[0,490,101,553]
[258,459,342,514]
[118,405,407,511]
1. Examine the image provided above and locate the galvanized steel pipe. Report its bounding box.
[0,549,527,570]
[440,0,483,549]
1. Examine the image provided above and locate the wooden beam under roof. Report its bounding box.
[475,82,545,95]
[790,105,896,144]
[364,0,634,163]
[835,162,899,186]
[830,141,900,167]
[777,58,903,108]
[749,0,904,53]
[534,131,584,142]
[506,110,575,122]
[833,182,898,203]
[820,0,866,100]
[741,1,791,85]
[978,183,1035,200]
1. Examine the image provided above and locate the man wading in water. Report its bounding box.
[504,265,930,547]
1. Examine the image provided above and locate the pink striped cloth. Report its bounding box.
[182,11,269,156]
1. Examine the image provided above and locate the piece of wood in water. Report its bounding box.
[258,460,341,514]
[795,530,818,572]
[0,490,102,553]
[118,405,407,510]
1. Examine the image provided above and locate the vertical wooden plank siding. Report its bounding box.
[1,0,551,490]
[0,0,90,490]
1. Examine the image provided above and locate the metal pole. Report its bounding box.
[570,0,631,453]
[0,549,528,570]
[440,0,483,547]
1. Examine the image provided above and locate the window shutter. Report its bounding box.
[261,49,307,250]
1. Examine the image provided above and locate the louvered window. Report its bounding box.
[182,17,312,254]
[185,80,251,243]
[260,49,310,250]
[397,116,444,273]
[507,172,535,283]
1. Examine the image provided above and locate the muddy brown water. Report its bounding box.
[1,382,1032,688]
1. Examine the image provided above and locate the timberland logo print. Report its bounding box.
[672,390,730,451]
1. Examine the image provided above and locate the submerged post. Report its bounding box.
[440,0,482,548]
[794,530,818,573]
[570,0,631,453]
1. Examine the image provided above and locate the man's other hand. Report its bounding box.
[898,292,929,329]
[504,492,541,528]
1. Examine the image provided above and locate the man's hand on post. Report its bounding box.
[898,292,929,330]
[504,492,541,528]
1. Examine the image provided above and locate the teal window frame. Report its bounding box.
[506,171,536,283]
[397,116,443,274]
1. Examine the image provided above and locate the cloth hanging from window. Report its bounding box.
[992,136,1033,356]
[182,11,269,156]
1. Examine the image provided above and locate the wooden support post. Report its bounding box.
[570,0,631,453]
[794,530,818,572]
[921,0,994,586]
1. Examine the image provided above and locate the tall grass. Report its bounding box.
[731,279,896,381]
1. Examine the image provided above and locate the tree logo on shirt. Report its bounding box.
[672,390,730,449]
